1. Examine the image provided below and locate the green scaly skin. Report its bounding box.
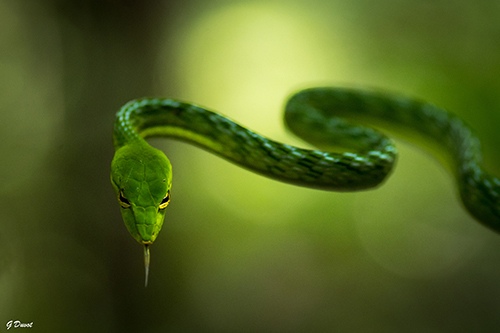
[111,87,500,285]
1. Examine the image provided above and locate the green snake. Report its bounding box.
[110,87,500,286]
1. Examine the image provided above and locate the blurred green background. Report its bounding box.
[2,0,500,332]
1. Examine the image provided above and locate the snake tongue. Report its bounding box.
[144,244,150,287]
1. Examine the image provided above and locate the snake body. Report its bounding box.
[111,87,500,285]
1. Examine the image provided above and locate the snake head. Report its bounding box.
[110,142,172,245]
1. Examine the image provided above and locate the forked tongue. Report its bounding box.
[144,244,150,287]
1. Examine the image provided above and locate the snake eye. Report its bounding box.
[159,191,170,210]
[119,190,131,208]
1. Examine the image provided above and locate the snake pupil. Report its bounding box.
[159,191,170,210]
[119,190,131,208]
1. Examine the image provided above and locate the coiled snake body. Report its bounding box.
[110,87,500,285]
